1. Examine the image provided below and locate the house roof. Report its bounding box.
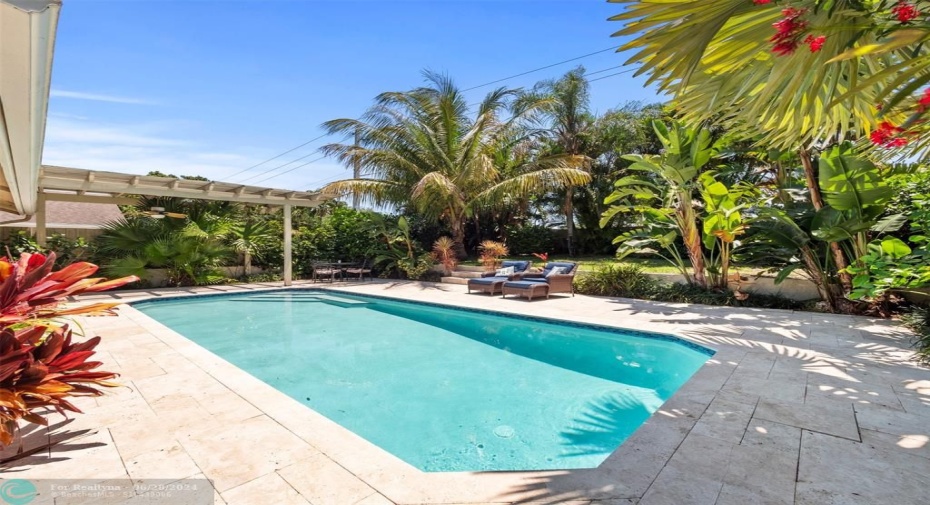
[0,199,124,229]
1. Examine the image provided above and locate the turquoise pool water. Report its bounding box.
[135,290,712,472]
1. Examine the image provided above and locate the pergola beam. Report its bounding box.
[41,192,139,206]
[39,165,330,208]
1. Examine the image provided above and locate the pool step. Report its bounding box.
[449,270,486,278]
[237,293,370,307]
[440,277,470,285]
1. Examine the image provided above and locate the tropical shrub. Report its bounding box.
[431,237,458,275]
[0,252,139,447]
[478,240,509,272]
[46,234,92,266]
[602,121,746,289]
[2,231,42,257]
[902,306,930,366]
[505,224,557,255]
[574,264,656,298]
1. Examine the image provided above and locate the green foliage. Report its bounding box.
[2,230,42,257]
[902,306,930,366]
[574,264,656,298]
[609,0,930,162]
[602,121,730,287]
[574,263,808,310]
[45,234,92,265]
[504,224,557,255]
[320,71,590,256]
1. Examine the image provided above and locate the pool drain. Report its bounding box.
[493,425,515,438]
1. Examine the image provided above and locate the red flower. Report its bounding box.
[891,2,920,23]
[804,35,826,52]
[532,252,549,262]
[870,121,909,148]
[918,88,930,112]
[753,0,773,4]
[770,7,809,55]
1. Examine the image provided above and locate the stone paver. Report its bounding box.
[0,279,922,504]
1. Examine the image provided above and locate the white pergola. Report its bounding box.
[0,0,333,286]
[38,166,332,285]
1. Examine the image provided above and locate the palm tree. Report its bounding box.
[319,71,591,257]
[608,0,930,160]
[518,67,594,255]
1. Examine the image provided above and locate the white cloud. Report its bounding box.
[41,116,348,191]
[50,89,153,105]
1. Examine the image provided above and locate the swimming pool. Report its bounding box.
[135,290,712,472]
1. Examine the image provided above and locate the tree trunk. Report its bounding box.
[452,219,468,260]
[799,149,853,292]
[678,199,706,288]
[564,188,575,256]
[243,251,252,277]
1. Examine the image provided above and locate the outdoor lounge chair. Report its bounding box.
[311,261,340,282]
[466,260,531,295]
[501,261,577,300]
[344,259,373,281]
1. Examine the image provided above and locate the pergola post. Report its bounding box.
[283,203,292,286]
[35,192,46,246]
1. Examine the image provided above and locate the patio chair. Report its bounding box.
[501,262,577,300]
[311,260,339,283]
[467,260,531,295]
[344,259,373,281]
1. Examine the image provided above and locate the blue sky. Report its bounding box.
[44,0,662,191]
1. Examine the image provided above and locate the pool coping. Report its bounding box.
[109,283,738,503]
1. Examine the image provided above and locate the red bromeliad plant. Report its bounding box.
[0,252,138,447]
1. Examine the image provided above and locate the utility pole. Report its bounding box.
[352,126,361,210]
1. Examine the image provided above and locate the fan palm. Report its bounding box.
[608,0,930,161]
[319,71,591,257]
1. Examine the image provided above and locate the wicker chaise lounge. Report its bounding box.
[501,262,577,300]
[466,260,531,295]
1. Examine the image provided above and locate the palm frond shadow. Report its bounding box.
[559,391,650,457]
[0,418,103,470]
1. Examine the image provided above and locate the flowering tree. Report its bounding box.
[0,253,138,448]
[609,0,930,161]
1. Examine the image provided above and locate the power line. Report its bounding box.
[584,64,626,77]
[229,47,630,186]
[237,149,321,184]
[250,155,327,186]
[461,45,621,92]
[225,132,330,181]
[588,68,637,83]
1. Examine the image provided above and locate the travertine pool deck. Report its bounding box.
[3,280,930,504]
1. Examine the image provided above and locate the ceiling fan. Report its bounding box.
[143,207,187,219]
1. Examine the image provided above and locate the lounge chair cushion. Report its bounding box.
[502,280,548,289]
[546,266,566,278]
[500,260,531,272]
[496,266,516,276]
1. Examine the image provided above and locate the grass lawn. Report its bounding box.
[460,255,684,274]
[460,255,792,278]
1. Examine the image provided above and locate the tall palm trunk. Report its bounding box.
[800,149,852,292]
[243,250,252,277]
[678,200,707,288]
[564,188,575,255]
[451,219,468,260]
